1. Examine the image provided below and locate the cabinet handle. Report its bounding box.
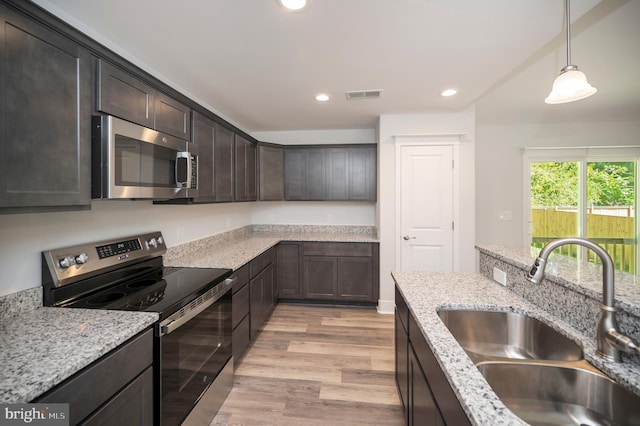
[403,235,416,241]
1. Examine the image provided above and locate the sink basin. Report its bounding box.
[438,309,583,362]
[477,362,640,426]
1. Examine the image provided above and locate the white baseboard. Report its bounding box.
[377,299,395,315]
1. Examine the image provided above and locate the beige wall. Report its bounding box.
[475,120,640,247]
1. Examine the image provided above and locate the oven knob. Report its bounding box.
[75,253,89,264]
[157,236,164,246]
[58,256,73,268]
[146,238,158,249]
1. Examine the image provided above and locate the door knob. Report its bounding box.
[403,235,416,240]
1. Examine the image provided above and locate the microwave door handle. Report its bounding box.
[175,151,190,188]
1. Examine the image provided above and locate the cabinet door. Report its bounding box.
[305,148,326,200]
[326,148,349,200]
[234,134,257,201]
[284,148,325,200]
[409,347,444,426]
[154,92,191,140]
[277,242,303,299]
[249,273,263,340]
[0,6,91,208]
[337,257,374,302]
[259,145,285,201]
[214,125,234,202]
[349,146,376,201]
[191,112,215,201]
[303,256,338,300]
[284,149,305,200]
[395,311,409,423]
[96,59,154,129]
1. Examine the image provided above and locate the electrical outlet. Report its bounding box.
[493,267,507,286]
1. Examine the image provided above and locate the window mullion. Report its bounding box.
[579,160,588,262]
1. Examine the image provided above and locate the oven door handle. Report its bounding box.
[160,276,236,336]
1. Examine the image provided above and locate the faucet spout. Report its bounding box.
[525,237,639,363]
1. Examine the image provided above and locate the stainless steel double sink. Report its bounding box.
[438,309,640,426]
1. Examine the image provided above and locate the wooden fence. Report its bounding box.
[531,207,636,273]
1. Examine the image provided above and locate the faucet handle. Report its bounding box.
[606,330,640,356]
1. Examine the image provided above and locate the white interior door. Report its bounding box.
[400,145,454,272]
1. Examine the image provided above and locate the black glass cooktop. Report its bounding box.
[60,260,232,319]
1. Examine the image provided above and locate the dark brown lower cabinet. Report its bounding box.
[409,347,445,426]
[34,329,154,425]
[301,242,379,304]
[395,286,470,426]
[249,248,277,339]
[277,242,303,299]
[232,264,250,363]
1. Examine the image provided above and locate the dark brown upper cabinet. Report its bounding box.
[0,3,91,210]
[234,135,257,202]
[258,145,285,201]
[96,59,190,140]
[284,148,326,200]
[189,112,235,203]
[283,145,376,202]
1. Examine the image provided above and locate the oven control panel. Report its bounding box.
[42,231,167,288]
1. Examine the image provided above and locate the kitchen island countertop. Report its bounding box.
[0,307,158,403]
[392,270,640,425]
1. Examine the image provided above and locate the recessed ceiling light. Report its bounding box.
[315,93,330,102]
[441,88,458,97]
[276,0,310,12]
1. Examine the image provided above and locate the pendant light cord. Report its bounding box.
[565,0,571,66]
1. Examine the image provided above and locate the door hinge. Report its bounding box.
[452,159,454,169]
[452,222,455,230]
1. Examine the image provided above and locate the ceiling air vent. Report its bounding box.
[345,89,383,100]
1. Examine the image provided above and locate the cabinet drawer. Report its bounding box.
[232,282,249,329]
[250,247,276,278]
[303,242,372,257]
[233,264,250,294]
[35,329,153,425]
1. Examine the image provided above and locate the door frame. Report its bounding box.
[393,135,462,272]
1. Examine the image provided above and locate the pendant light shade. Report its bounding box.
[545,0,597,104]
[545,65,597,104]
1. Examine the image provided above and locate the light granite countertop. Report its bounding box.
[392,271,640,426]
[164,228,379,270]
[0,307,158,403]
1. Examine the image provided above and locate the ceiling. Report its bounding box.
[32,0,639,132]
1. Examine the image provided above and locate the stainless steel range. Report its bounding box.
[42,231,235,426]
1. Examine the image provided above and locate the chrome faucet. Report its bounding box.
[526,237,640,363]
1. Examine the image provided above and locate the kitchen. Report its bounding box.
[1,0,640,425]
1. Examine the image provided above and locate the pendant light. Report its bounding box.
[545,0,597,104]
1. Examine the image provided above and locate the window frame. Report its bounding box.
[523,146,640,268]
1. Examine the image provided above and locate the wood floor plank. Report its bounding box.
[319,382,401,405]
[210,304,404,425]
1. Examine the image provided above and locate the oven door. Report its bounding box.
[158,278,233,426]
[93,115,197,199]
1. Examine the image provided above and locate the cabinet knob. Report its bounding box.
[403,235,416,241]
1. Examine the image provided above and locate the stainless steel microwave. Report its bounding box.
[92,115,198,200]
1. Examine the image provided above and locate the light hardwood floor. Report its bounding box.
[211,304,405,425]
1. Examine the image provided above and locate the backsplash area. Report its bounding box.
[0,287,41,320]
[477,244,640,366]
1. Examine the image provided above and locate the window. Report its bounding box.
[524,147,640,273]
